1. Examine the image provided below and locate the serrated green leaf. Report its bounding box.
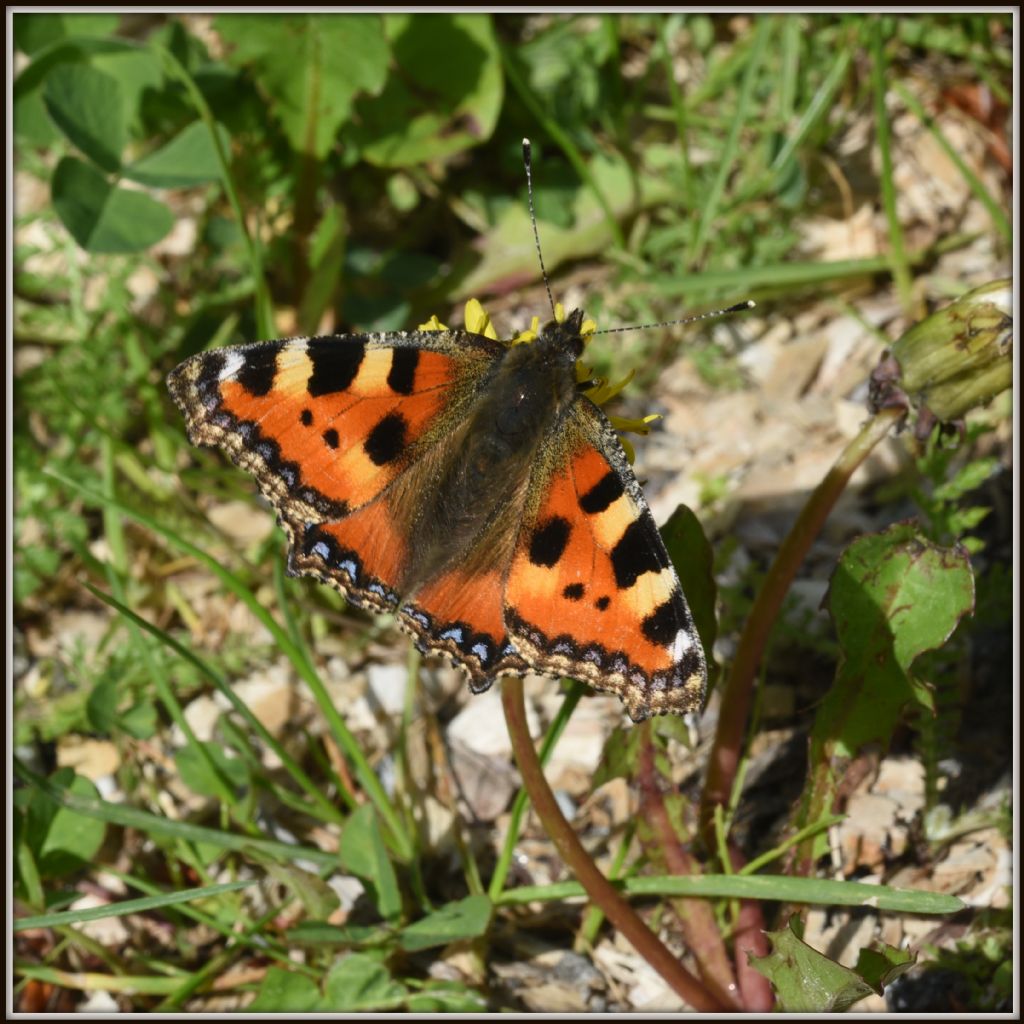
[43,63,125,171]
[51,156,173,252]
[353,13,502,167]
[816,522,975,758]
[248,966,320,1012]
[216,13,389,159]
[932,457,999,502]
[399,894,492,951]
[854,944,916,993]
[752,917,875,1012]
[338,804,401,920]
[123,120,230,187]
[948,506,990,533]
[320,953,406,1011]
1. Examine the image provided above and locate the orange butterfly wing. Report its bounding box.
[169,332,493,524]
[169,329,529,684]
[503,399,707,721]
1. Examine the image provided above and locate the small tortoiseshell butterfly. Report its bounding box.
[169,141,746,721]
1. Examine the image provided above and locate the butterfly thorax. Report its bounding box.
[398,310,587,594]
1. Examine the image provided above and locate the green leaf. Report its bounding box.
[51,156,173,252]
[455,150,672,298]
[15,879,258,931]
[175,742,249,799]
[286,921,394,948]
[338,804,401,921]
[593,723,642,787]
[14,13,121,56]
[23,769,106,879]
[90,48,164,132]
[14,89,60,146]
[216,14,390,159]
[406,981,488,1012]
[398,894,492,951]
[43,63,125,171]
[320,953,406,1011]
[262,861,341,921]
[751,917,905,1012]
[13,544,62,601]
[119,700,158,739]
[660,504,718,671]
[123,120,231,188]
[932,456,1000,503]
[816,522,976,758]
[13,37,136,146]
[86,677,119,734]
[248,966,320,1013]
[854,945,916,993]
[353,13,503,167]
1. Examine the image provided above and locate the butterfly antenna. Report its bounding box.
[522,138,557,320]
[592,300,756,336]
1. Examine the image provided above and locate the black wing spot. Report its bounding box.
[595,595,610,611]
[529,517,572,567]
[307,338,365,397]
[364,412,407,465]
[388,347,419,395]
[580,470,625,514]
[641,601,679,646]
[236,342,283,396]
[611,518,667,589]
[562,582,585,601]
[322,428,339,449]
[300,408,313,426]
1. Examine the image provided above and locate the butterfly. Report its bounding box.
[167,144,718,722]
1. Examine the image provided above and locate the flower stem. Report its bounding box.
[636,729,742,1009]
[501,678,727,1012]
[699,406,905,842]
[488,681,584,901]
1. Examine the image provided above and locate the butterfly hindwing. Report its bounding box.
[399,568,529,686]
[504,398,706,722]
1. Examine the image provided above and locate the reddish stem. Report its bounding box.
[699,407,904,843]
[636,731,742,1009]
[501,678,728,1012]
[725,844,774,1012]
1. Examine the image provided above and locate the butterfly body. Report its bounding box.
[168,306,706,721]
[400,310,583,595]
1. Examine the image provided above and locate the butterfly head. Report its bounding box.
[536,307,587,361]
